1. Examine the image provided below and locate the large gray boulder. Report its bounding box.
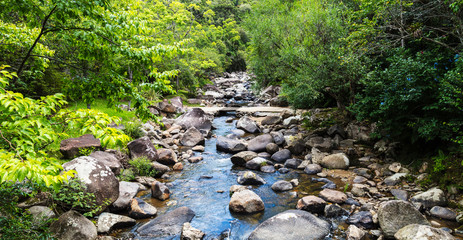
[97,212,136,233]
[181,222,205,240]
[245,157,269,170]
[175,108,213,131]
[248,210,330,240]
[89,151,122,175]
[137,207,196,239]
[231,151,257,166]
[247,134,274,152]
[229,189,265,213]
[271,180,293,192]
[320,153,349,169]
[394,224,455,240]
[127,136,158,161]
[261,116,281,125]
[111,181,140,211]
[271,149,291,163]
[410,188,447,209]
[270,131,285,145]
[377,200,429,238]
[216,136,247,153]
[50,210,97,240]
[180,127,205,147]
[60,134,101,159]
[236,116,260,133]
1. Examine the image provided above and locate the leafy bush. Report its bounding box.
[123,120,144,140]
[129,157,157,177]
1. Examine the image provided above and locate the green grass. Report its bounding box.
[66,99,136,122]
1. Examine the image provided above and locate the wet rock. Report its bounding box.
[188,156,203,163]
[181,127,205,147]
[270,131,285,145]
[296,196,326,214]
[173,162,184,171]
[231,151,257,166]
[216,136,247,153]
[284,158,302,169]
[229,185,248,195]
[278,168,290,174]
[271,149,292,163]
[320,153,349,169]
[258,152,271,159]
[230,129,246,138]
[151,162,171,177]
[324,204,348,218]
[28,206,56,226]
[306,137,333,152]
[181,222,205,240]
[60,134,101,159]
[137,207,196,239]
[384,173,407,186]
[266,143,279,154]
[247,134,274,152]
[229,189,265,213]
[151,181,171,201]
[304,164,322,175]
[50,210,97,240]
[192,145,205,152]
[410,188,447,209]
[390,189,408,201]
[129,197,157,219]
[175,108,213,131]
[127,136,159,161]
[394,224,455,240]
[346,224,366,240]
[89,151,122,175]
[347,211,374,229]
[377,200,429,238]
[135,176,156,187]
[97,212,136,233]
[319,189,347,204]
[246,157,268,170]
[248,210,330,240]
[429,206,457,221]
[260,165,276,173]
[236,116,260,133]
[157,148,178,165]
[237,171,266,185]
[271,180,293,192]
[111,181,140,211]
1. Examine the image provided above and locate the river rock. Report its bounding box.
[346,225,365,240]
[60,134,101,159]
[237,171,266,185]
[286,137,305,155]
[296,196,326,214]
[245,157,268,170]
[89,151,122,175]
[50,210,97,240]
[319,189,347,204]
[260,165,276,173]
[304,164,322,175]
[229,189,265,213]
[271,149,291,163]
[284,158,302,169]
[175,108,213,131]
[62,156,119,211]
[151,181,171,201]
[283,116,299,126]
[247,134,274,152]
[410,188,447,209]
[266,143,279,154]
[97,212,136,233]
[151,162,171,177]
[429,206,457,221]
[270,131,285,145]
[216,136,247,153]
[170,96,184,112]
[347,211,374,229]
[231,151,257,166]
[137,207,196,238]
[248,210,330,240]
[394,224,455,240]
[236,116,260,133]
[28,206,56,226]
[181,222,205,240]
[384,173,407,186]
[157,148,178,165]
[127,136,159,161]
[261,116,282,125]
[306,137,333,152]
[181,127,205,147]
[320,153,349,169]
[324,204,348,217]
[377,200,429,238]
[111,181,140,211]
[390,189,408,201]
[230,185,248,195]
[311,147,328,165]
[271,180,293,192]
[158,99,176,113]
[129,197,157,219]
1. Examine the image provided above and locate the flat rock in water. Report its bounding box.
[304,164,322,175]
[129,197,157,219]
[260,165,276,173]
[231,151,258,166]
[137,207,195,239]
[216,136,247,153]
[394,224,455,240]
[245,157,268,170]
[296,196,326,214]
[284,158,302,169]
[236,116,260,133]
[271,180,293,192]
[229,189,265,213]
[237,171,266,185]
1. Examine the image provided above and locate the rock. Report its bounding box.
[353,176,368,184]
[129,197,157,219]
[205,90,224,99]
[28,206,56,226]
[175,108,213,131]
[229,185,248,195]
[181,222,205,240]
[284,158,302,169]
[151,162,171,177]
[410,188,447,209]
[247,134,274,152]
[62,156,119,211]
[394,224,455,240]
[231,151,257,166]
[346,122,374,143]
[261,116,281,125]
[60,134,101,159]
[271,180,293,192]
[384,173,408,186]
[127,136,159,161]
[137,207,196,238]
[236,116,260,133]
[158,99,177,113]
[111,181,140,211]
[346,225,366,240]
[320,153,349,169]
[181,127,205,147]
[89,151,122,175]
[173,162,184,171]
[390,189,408,201]
[388,162,402,173]
[157,148,178,165]
[327,125,346,138]
[50,210,97,240]
[283,116,299,126]
[192,145,205,152]
[260,165,276,173]
[286,137,305,155]
[429,206,457,221]
[248,210,330,240]
[265,143,279,154]
[151,181,171,201]
[351,184,366,197]
[270,131,285,145]
[347,211,374,229]
[304,164,322,175]
[188,156,203,163]
[170,96,184,112]
[377,200,429,238]
[324,204,348,218]
[216,136,247,153]
[278,168,290,174]
[237,171,266,185]
[306,137,333,152]
[135,176,156,187]
[271,149,292,163]
[319,189,347,204]
[229,189,265,213]
[311,147,328,165]
[296,196,326,214]
[97,212,136,233]
[246,157,268,170]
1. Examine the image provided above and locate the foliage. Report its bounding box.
[67,98,136,122]
[117,168,135,182]
[123,120,144,140]
[129,157,157,177]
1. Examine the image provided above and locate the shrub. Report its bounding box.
[129,157,157,177]
[123,120,144,139]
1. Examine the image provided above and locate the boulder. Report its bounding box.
[395,224,455,240]
[50,210,97,240]
[170,96,184,112]
[97,212,136,233]
[173,162,184,171]
[229,189,265,213]
[129,197,157,219]
[111,181,140,211]
[60,134,101,159]
[175,108,213,131]
[157,148,178,165]
[410,188,447,209]
[283,116,299,126]
[192,145,205,152]
[306,137,333,152]
[246,157,268,170]
[204,90,224,99]
[261,116,282,125]
[345,122,374,143]
[151,181,171,201]
[270,131,285,145]
[127,136,158,161]
[346,225,366,240]
[324,204,348,218]
[231,151,257,166]
[319,189,347,204]
[216,136,247,153]
[181,222,205,240]
[327,125,347,138]
[236,116,260,133]
[429,206,457,221]
[151,162,171,177]
[377,200,429,238]
[247,134,274,152]
[284,158,302,169]
[271,149,291,163]
[265,143,279,154]
[28,206,56,226]
[286,137,305,155]
[304,164,322,175]
[237,171,266,185]
[260,165,276,173]
[320,153,349,169]
[296,196,326,214]
[311,147,328,165]
[248,210,330,240]
[347,211,374,229]
[384,173,408,186]
[180,127,205,147]
[137,207,196,238]
[62,156,119,211]
[271,180,293,192]
[188,156,203,163]
[89,151,122,175]
[158,99,177,113]
[390,189,408,201]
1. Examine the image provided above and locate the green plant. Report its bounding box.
[129,157,157,177]
[78,147,95,157]
[123,120,144,140]
[343,183,349,193]
[117,168,135,182]
[433,150,447,172]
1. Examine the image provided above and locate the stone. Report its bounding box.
[271,180,293,192]
[237,171,266,185]
[137,207,196,238]
[135,176,156,187]
[319,189,347,204]
[246,157,268,170]
[296,196,326,214]
[306,137,333,152]
[388,162,402,173]
[50,210,97,240]
[173,162,184,171]
[129,197,157,219]
[127,136,159,161]
[151,181,171,201]
[270,131,285,145]
[261,116,282,125]
[346,224,365,240]
[175,108,213,131]
[151,162,171,177]
[346,122,374,143]
[216,136,247,153]
[236,116,260,133]
[181,222,205,240]
[230,129,246,138]
[429,206,457,221]
[231,151,258,166]
[265,143,279,154]
[97,212,136,233]
[394,224,455,240]
[192,145,205,152]
[283,116,299,126]
[311,147,328,165]
[327,125,347,138]
[390,189,408,201]
[347,211,374,229]
[410,188,447,209]
[60,134,101,159]
[248,210,330,240]
[260,165,276,173]
[111,181,140,211]
[284,158,302,169]
[157,148,178,165]
[158,99,177,113]
[188,156,203,163]
[229,185,248,194]
[181,127,205,147]
[304,164,322,175]
[62,156,119,212]
[353,176,368,184]
[247,134,274,152]
[229,189,265,213]
[170,96,184,111]
[324,204,348,218]
[377,200,429,238]
[28,206,56,226]
[320,153,349,169]
[286,137,305,155]
[89,151,122,175]
[278,168,290,174]
[384,173,408,186]
[271,149,292,163]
